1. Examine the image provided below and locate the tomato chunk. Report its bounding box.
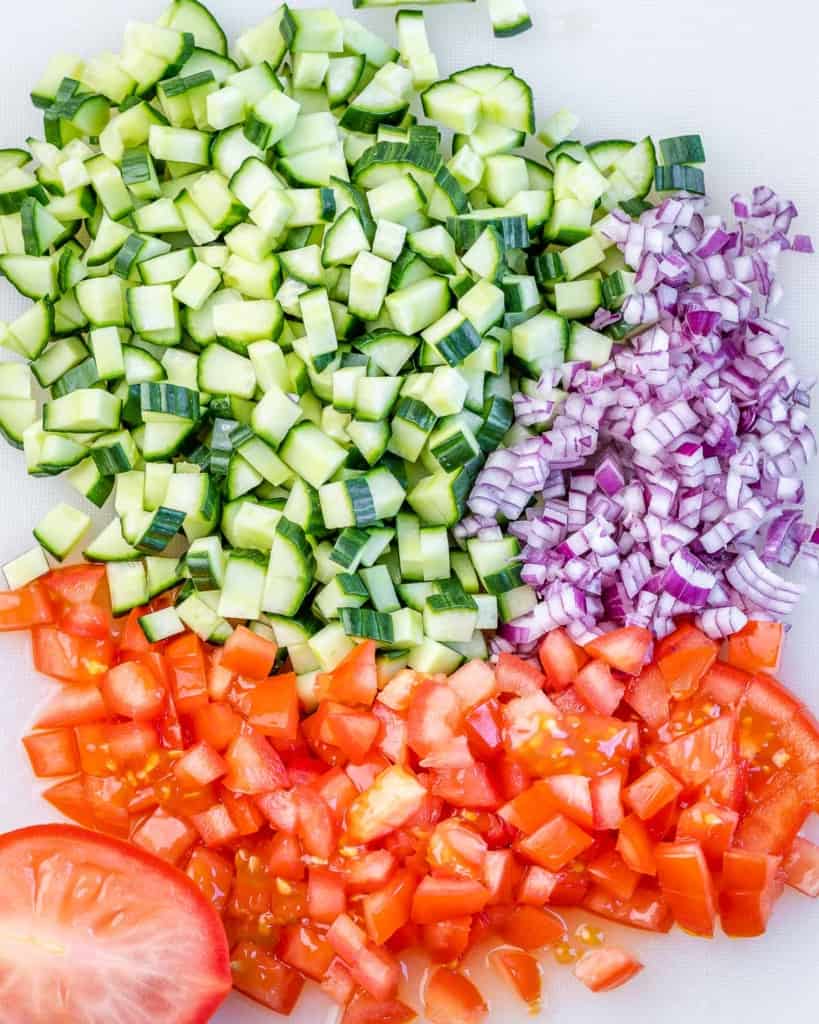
[221,625,278,678]
[424,967,487,1024]
[719,849,782,937]
[655,624,717,698]
[102,660,166,721]
[240,673,299,741]
[655,841,716,937]
[656,714,736,787]
[363,869,417,945]
[574,659,626,716]
[783,836,819,897]
[574,947,643,992]
[583,883,673,933]
[23,728,79,778]
[411,876,490,925]
[676,800,739,864]
[322,640,378,707]
[586,626,652,676]
[539,628,587,690]
[725,620,783,674]
[489,948,541,1007]
[231,941,305,1015]
[33,626,112,684]
[0,581,54,630]
[516,812,594,872]
[346,766,428,845]
[625,766,683,821]
[494,904,565,950]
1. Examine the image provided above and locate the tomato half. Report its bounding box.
[0,825,230,1022]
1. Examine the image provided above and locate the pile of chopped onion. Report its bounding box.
[459,187,816,650]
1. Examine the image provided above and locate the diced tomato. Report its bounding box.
[676,800,739,864]
[295,785,336,859]
[783,836,819,897]
[164,632,208,714]
[22,728,79,778]
[655,624,717,698]
[0,581,54,631]
[173,740,227,789]
[313,766,359,821]
[342,994,418,1024]
[60,601,111,640]
[363,869,417,945]
[220,788,265,836]
[588,849,640,901]
[544,774,594,830]
[83,774,131,836]
[240,673,299,741]
[192,702,243,751]
[33,684,107,730]
[496,652,545,695]
[553,687,588,713]
[583,883,673,933]
[725,620,783,674]
[45,565,106,606]
[422,916,472,963]
[539,628,588,691]
[131,807,199,865]
[407,680,462,759]
[221,625,277,678]
[490,947,541,1007]
[656,713,736,787]
[231,941,305,1015]
[411,876,490,925]
[734,770,810,855]
[719,849,782,937]
[591,770,624,830]
[308,865,347,922]
[431,763,502,810]
[574,947,643,992]
[465,700,504,760]
[321,640,378,707]
[616,814,656,876]
[190,803,240,847]
[344,850,396,895]
[574,659,625,716]
[186,847,234,913]
[493,904,565,950]
[267,831,304,880]
[33,626,113,684]
[481,849,517,905]
[586,626,652,676]
[517,812,594,872]
[372,701,409,765]
[279,922,335,981]
[223,730,289,795]
[101,660,166,721]
[448,660,497,711]
[699,661,750,706]
[321,703,381,763]
[499,781,557,834]
[425,967,486,1024]
[346,765,427,845]
[119,607,154,653]
[427,819,488,880]
[327,914,401,1001]
[321,958,356,1007]
[40,777,96,831]
[107,721,158,765]
[74,723,115,777]
[516,864,583,907]
[703,757,749,812]
[625,766,683,821]
[624,664,670,728]
[655,841,716,937]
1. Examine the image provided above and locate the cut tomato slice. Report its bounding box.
[655,841,717,937]
[574,946,643,992]
[585,626,652,676]
[725,620,783,674]
[539,628,588,691]
[489,947,541,1007]
[424,967,487,1024]
[783,836,819,897]
[0,825,230,1022]
[655,624,717,698]
[32,626,113,684]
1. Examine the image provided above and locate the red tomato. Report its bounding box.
[327,913,401,1001]
[321,640,378,707]
[574,947,643,992]
[174,740,228,789]
[192,702,243,751]
[106,721,159,765]
[591,770,625,830]
[430,764,502,810]
[223,730,289,795]
[119,607,154,653]
[186,847,234,914]
[586,626,652,676]
[363,869,417,945]
[616,814,657,876]
[341,993,417,1024]
[625,766,683,821]
[465,700,504,760]
[231,941,305,1015]
[624,664,670,728]
[516,812,594,872]
[493,904,565,950]
[427,819,488,879]
[164,632,208,714]
[190,803,240,848]
[345,849,397,893]
[220,625,278,678]
[132,807,199,865]
[102,660,166,721]
[0,825,230,1021]
[583,883,673,933]
[321,704,381,763]
[655,841,716,937]
[321,958,356,1007]
[0,581,54,630]
[308,865,347,923]
[268,831,305,880]
[482,848,517,905]
[539,627,588,690]
[719,849,782,937]
[489,947,541,1007]
[656,714,736,787]
[783,836,819,897]
[22,728,79,777]
[45,564,106,606]
[33,683,107,729]
[574,659,626,716]
[220,789,265,836]
[588,849,640,901]
[422,916,472,963]
[407,679,462,759]
[279,922,335,980]
[496,652,545,695]
[448,659,498,711]
[295,785,337,859]
[41,777,98,831]
[346,765,428,845]
[500,780,558,834]
[655,624,717,698]
[734,770,810,855]
[424,967,487,1024]
[544,774,595,830]
[676,800,739,864]
[32,626,113,684]
[60,601,112,639]
[725,620,783,674]
[411,876,490,925]
[240,673,299,741]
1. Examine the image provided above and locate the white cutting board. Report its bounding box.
[0,1,817,1021]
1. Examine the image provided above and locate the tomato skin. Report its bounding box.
[725,620,783,674]
[734,770,810,855]
[465,700,504,760]
[119,607,154,653]
[424,967,487,1024]
[0,580,54,631]
[192,702,243,751]
[574,947,643,992]
[327,913,401,1001]
[279,922,335,980]
[784,836,819,897]
[655,841,717,937]
[308,865,347,923]
[539,628,588,690]
[448,659,498,711]
[585,626,652,676]
[231,941,305,1015]
[427,819,488,880]
[165,632,209,714]
[516,812,594,872]
[221,625,278,679]
[22,728,79,777]
[102,660,166,721]
[590,770,624,831]
[45,565,106,606]
[341,993,418,1024]
[583,882,673,933]
[41,776,98,830]
[489,947,541,1007]
[60,601,111,639]
[33,626,113,684]
[411,876,491,925]
[719,849,782,937]
[220,788,265,837]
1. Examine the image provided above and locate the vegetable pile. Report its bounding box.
[8,564,819,1021]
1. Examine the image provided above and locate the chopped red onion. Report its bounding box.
[464,185,815,650]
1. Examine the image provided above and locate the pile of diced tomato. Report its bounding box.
[5,563,819,1022]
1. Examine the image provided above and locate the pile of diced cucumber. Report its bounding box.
[0,0,678,688]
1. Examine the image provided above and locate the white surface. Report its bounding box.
[0,1,817,1021]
